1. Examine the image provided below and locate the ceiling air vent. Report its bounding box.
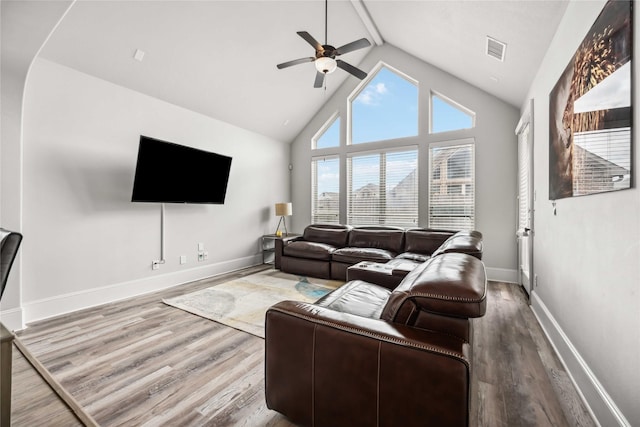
[486,36,506,62]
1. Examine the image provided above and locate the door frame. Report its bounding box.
[515,99,534,297]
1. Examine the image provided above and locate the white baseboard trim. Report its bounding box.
[0,307,24,332]
[531,292,631,427]
[485,267,517,283]
[21,254,262,327]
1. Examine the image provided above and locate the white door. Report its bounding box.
[516,102,533,296]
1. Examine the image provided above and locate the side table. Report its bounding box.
[261,234,300,265]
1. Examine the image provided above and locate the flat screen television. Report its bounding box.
[131,135,232,204]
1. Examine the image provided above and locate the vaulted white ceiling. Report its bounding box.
[35,0,569,143]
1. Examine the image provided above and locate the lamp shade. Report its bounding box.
[275,202,292,216]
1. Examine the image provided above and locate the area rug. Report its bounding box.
[163,269,343,338]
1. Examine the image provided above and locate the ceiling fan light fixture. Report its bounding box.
[315,56,337,74]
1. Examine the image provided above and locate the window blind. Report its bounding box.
[572,128,631,196]
[311,156,340,224]
[518,124,530,230]
[428,143,475,230]
[347,148,418,227]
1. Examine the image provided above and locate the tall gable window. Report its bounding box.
[350,65,418,144]
[347,148,418,226]
[431,92,475,133]
[309,63,479,229]
[312,156,340,224]
[313,114,340,149]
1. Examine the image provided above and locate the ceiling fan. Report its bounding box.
[277,0,371,88]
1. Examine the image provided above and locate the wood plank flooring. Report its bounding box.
[11,266,595,426]
[10,343,83,426]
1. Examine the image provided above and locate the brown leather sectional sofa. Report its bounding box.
[275,224,483,281]
[265,251,487,427]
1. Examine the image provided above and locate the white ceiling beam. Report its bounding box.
[350,0,384,46]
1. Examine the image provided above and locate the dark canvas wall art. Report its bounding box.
[549,0,633,200]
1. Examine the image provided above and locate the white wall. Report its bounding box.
[523,1,639,425]
[290,44,519,280]
[0,0,73,330]
[18,58,290,324]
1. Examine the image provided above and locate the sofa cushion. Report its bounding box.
[303,224,351,247]
[315,280,391,319]
[404,228,456,255]
[395,252,430,263]
[381,252,487,323]
[283,241,335,261]
[347,227,405,253]
[432,230,483,260]
[332,247,395,264]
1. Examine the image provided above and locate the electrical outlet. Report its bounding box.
[534,274,539,288]
[180,255,187,265]
[152,261,160,270]
[203,251,208,260]
[198,252,205,262]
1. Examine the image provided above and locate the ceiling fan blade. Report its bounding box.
[336,60,367,80]
[314,71,325,88]
[277,57,315,69]
[335,38,371,55]
[297,31,323,52]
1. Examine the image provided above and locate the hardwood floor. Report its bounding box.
[471,282,595,427]
[11,266,595,426]
[10,344,83,426]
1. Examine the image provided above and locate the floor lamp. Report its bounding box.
[275,202,292,237]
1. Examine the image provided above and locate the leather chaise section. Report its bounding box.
[265,251,487,426]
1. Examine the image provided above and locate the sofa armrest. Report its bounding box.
[382,253,487,325]
[432,230,483,260]
[265,301,471,427]
[274,235,302,269]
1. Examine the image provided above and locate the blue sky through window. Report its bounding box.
[316,158,339,194]
[316,66,475,202]
[315,116,340,149]
[351,67,418,144]
[431,94,474,133]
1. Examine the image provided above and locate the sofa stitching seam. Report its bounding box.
[410,292,485,303]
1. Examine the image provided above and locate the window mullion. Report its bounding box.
[380,153,386,225]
